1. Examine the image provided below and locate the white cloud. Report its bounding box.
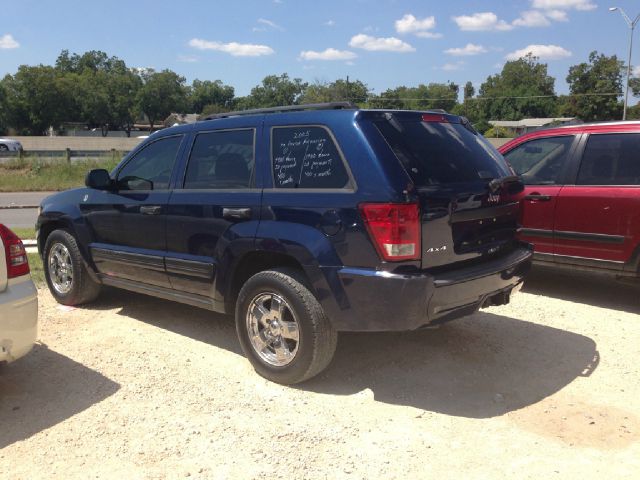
[445,43,487,56]
[324,20,336,27]
[513,10,552,27]
[633,66,640,78]
[188,38,275,57]
[256,18,284,31]
[545,9,569,21]
[452,12,514,31]
[531,0,596,11]
[299,48,357,61]
[505,44,572,60]
[349,34,415,52]
[441,62,464,71]
[416,31,443,39]
[177,54,198,63]
[395,14,441,38]
[0,34,19,49]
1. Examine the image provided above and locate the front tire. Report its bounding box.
[44,229,101,305]
[235,268,337,384]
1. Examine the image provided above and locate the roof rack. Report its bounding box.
[202,102,357,120]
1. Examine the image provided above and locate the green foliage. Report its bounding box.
[478,54,556,122]
[299,79,370,105]
[188,79,234,113]
[244,74,308,108]
[369,82,459,111]
[463,81,475,101]
[564,51,623,121]
[27,253,44,286]
[0,155,121,192]
[483,126,511,138]
[136,70,188,130]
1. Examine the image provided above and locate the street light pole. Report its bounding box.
[610,7,640,121]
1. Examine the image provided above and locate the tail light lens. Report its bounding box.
[0,224,30,278]
[359,203,420,261]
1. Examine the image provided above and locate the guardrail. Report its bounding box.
[0,149,129,163]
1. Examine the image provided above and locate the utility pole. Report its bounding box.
[610,7,640,120]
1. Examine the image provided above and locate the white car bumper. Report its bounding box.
[0,276,38,363]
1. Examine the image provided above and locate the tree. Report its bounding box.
[136,70,188,131]
[478,54,556,121]
[0,80,8,134]
[245,74,307,108]
[1,66,77,134]
[299,78,369,105]
[369,82,458,111]
[463,81,475,101]
[564,51,623,121]
[188,79,235,113]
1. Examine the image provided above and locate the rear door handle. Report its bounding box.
[140,205,162,215]
[524,194,551,201]
[223,207,252,220]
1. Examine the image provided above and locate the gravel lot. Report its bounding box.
[1,267,639,479]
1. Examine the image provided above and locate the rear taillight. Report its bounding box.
[0,224,30,278]
[359,203,420,261]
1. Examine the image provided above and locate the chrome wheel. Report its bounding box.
[48,242,73,295]
[246,292,300,367]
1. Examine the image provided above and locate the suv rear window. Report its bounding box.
[374,116,510,186]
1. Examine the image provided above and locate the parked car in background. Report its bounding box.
[500,121,640,278]
[37,103,532,384]
[0,138,23,152]
[0,224,38,365]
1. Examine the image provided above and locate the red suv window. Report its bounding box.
[577,133,640,185]
[504,136,575,185]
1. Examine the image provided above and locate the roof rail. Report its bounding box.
[201,102,357,120]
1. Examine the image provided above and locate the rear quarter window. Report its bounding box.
[271,126,350,189]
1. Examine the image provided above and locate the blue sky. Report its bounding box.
[1,0,638,98]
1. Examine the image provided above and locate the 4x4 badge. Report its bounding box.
[426,246,447,253]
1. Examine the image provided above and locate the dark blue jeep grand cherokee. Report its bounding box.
[37,103,532,384]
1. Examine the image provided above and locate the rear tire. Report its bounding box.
[235,268,337,384]
[44,229,101,305]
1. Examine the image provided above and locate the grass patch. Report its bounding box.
[12,227,36,240]
[27,252,44,286]
[0,154,122,192]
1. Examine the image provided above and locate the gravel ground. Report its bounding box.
[1,267,639,479]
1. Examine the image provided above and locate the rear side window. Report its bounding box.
[374,117,510,186]
[504,136,574,185]
[577,133,640,186]
[271,126,350,189]
[184,129,254,189]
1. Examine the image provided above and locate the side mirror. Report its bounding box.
[85,169,112,190]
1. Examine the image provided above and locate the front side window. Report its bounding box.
[117,135,183,190]
[271,126,350,189]
[504,136,575,185]
[184,129,254,189]
[577,133,640,185]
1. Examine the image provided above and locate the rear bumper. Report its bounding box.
[0,276,38,363]
[322,244,532,332]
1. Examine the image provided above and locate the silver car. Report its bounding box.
[0,224,38,364]
[0,138,23,152]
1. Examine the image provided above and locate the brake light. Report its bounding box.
[0,224,30,278]
[421,113,449,123]
[359,203,420,261]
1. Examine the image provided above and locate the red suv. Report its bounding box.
[499,121,640,278]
